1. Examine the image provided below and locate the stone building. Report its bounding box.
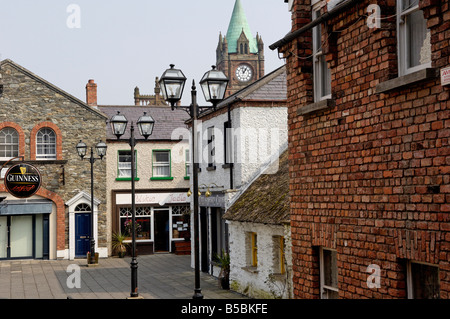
[192,65,288,294]
[216,0,265,97]
[0,59,108,260]
[224,150,292,299]
[85,80,191,256]
[271,0,450,298]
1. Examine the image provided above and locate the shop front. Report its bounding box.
[112,190,191,255]
[0,199,53,260]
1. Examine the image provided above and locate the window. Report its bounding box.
[273,236,286,274]
[117,150,138,180]
[185,149,190,179]
[312,8,331,101]
[251,232,258,267]
[397,0,431,75]
[152,150,171,179]
[36,128,56,160]
[224,121,233,165]
[171,205,190,239]
[0,128,19,160]
[75,203,91,212]
[207,127,215,168]
[119,206,152,241]
[319,247,339,299]
[407,261,440,299]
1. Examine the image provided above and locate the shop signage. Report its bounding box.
[116,192,189,206]
[441,66,450,86]
[4,163,42,198]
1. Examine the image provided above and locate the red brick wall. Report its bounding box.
[280,0,449,299]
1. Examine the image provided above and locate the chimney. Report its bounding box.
[86,79,97,107]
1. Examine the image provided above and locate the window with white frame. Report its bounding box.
[152,150,171,177]
[407,260,440,299]
[185,149,190,178]
[319,247,339,299]
[397,0,431,75]
[0,127,19,160]
[117,150,137,179]
[312,7,331,102]
[36,128,56,160]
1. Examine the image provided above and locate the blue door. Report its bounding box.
[75,213,91,257]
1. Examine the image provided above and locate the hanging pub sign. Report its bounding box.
[4,163,42,198]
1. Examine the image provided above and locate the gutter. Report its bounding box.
[269,0,362,50]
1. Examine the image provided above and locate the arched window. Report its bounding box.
[36,128,56,160]
[245,43,248,54]
[240,43,244,54]
[0,127,19,160]
[75,203,91,212]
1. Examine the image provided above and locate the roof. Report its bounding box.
[217,64,287,108]
[226,0,258,53]
[223,149,290,225]
[0,59,107,120]
[98,105,189,141]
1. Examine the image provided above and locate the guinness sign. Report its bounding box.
[4,163,42,198]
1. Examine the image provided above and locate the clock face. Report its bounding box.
[235,65,253,82]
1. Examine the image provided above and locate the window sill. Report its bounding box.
[222,163,233,169]
[242,266,259,274]
[0,160,68,165]
[297,98,334,116]
[116,177,140,181]
[150,176,174,181]
[206,166,216,171]
[184,176,190,180]
[376,68,438,93]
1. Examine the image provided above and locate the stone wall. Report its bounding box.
[0,60,107,256]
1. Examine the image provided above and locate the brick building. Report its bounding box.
[271,0,449,298]
[0,59,108,260]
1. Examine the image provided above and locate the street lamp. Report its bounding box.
[109,111,154,298]
[159,64,228,299]
[76,140,107,265]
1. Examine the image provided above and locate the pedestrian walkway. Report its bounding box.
[0,253,248,299]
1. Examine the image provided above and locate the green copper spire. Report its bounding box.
[226,0,258,54]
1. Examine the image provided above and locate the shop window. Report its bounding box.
[117,150,138,181]
[151,150,172,180]
[320,247,339,299]
[407,261,440,299]
[397,0,431,75]
[171,205,190,239]
[0,127,19,160]
[36,128,56,160]
[119,206,151,241]
[273,236,286,274]
[312,7,331,102]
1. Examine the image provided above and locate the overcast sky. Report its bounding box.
[1,0,291,106]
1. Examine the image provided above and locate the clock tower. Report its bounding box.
[216,0,264,97]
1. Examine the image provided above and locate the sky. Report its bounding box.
[0,0,292,106]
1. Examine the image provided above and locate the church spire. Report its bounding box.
[226,0,258,54]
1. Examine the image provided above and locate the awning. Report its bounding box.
[0,199,53,215]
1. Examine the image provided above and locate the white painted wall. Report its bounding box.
[228,221,293,299]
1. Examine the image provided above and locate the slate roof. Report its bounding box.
[223,149,290,225]
[98,105,189,141]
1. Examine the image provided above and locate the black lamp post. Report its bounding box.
[109,111,155,298]
[76,140,107,265]
[159,64,228,299]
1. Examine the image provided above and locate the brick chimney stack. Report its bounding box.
[86,79,97,107]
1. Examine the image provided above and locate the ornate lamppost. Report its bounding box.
[109,111,155,298]
[76,140,107,265]
[159,64,228,299]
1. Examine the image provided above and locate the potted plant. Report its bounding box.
[112,232,128,258]
[215,249,230,290]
